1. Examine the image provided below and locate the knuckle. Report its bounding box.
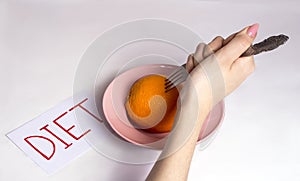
[196,43,206,51]
[215,36,224,41]
[194,43,206,61]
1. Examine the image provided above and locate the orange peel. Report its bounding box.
[125,74,179,133]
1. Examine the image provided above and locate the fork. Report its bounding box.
[164,34,289,92]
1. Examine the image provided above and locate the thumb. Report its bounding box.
[216,23,259,65]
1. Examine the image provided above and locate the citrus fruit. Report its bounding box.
[125,74,179,133]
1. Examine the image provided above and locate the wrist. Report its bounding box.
[178,85,211,121]
[179,80,212,113]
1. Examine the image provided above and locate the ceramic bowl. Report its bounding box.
[102,64,224,149]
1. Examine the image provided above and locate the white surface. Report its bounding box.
[1,0,300,180]
[6,96,92,174]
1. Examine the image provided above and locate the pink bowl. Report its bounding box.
[102,64,224,149]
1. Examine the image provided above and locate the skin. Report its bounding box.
[146,25,257,181]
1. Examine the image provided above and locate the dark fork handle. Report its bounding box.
[242,34,289,56]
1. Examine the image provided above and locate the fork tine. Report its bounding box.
[165,73,183,90]
[164,78,172,87]
[164,64,188,93]
[165,83,175,93]
[165,74,187,92]
[165,67,183,84]
[165,71,188,92]
[165,66,186,83]
[165,81,175,92]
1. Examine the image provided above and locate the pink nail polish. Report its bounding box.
[247,23,259,37]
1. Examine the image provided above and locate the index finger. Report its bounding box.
[216,24,259,65]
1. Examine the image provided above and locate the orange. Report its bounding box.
[125,74,179,133]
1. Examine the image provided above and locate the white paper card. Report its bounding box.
[6,96,102,174]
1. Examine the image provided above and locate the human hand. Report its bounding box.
[146,24,259,181]
[182,24,259,111]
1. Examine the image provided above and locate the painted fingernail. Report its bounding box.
[247,23,259,38]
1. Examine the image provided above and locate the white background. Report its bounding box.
[1,0,300,180]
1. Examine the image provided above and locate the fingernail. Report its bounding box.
[247,23,259,38]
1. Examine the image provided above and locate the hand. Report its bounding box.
[146,24,259,181]
[183,24,259,111]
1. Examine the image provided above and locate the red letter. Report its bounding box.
[24,135,56,160]
[40,124,72,149]
[53,117,91,141]
[69,98,103,123]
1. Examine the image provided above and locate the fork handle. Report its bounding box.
[242,34,289,57]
